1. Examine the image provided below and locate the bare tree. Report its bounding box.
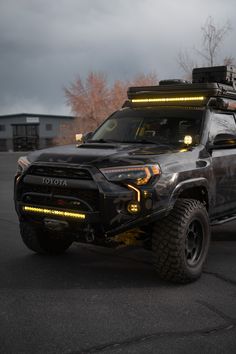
[178,16,233,77]
[53,121,77,145]
[64,72,110,133]
[197,16,232,66]
[56,71,158,145]
[223,56,235,66]
[109,72,157,112]
[177,50,198,80]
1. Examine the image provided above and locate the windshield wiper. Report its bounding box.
[117,139,157,144]
[134,139,176,148]
[134,139,164,145]
[87,138,174,147]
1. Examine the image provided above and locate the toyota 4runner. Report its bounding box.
[14,65,236,283]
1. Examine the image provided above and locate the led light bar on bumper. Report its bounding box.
[100,165,160,185]
[22,206,86,220]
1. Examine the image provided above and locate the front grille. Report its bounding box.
[18,183,99,212]
[17,164,99,212]
[28,165,92,180]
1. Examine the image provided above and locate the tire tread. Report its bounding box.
[152,198,210,283]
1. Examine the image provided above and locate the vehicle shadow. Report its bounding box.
[1,243,171,290]
[1,222,235,291]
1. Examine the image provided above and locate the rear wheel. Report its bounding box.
[152,199,210,283]
[20,222,73,254]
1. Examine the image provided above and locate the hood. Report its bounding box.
[27,143,179,168]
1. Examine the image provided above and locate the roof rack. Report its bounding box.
[192,65,236,89]
[126,66,236,108]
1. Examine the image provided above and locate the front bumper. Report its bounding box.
[14,162,164,237]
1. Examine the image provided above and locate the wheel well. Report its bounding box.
[178,186,209,210]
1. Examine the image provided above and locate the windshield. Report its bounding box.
[90,108,204,146]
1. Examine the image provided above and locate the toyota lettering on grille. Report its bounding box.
[42,177,68,187]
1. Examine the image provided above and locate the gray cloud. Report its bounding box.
[0,0,235,115]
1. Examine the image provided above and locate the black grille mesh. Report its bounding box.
[18,165,99,211]
[28,165,92,180]
[19,184,99,211]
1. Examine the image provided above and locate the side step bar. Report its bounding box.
[211,214,236,226]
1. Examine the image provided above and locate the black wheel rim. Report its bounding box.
[185,219,203,266]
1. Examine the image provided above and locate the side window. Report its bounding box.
[209,113,236,143]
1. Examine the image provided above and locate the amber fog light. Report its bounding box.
[127,201,141,214]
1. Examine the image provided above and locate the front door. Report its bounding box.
[209,112,236,216]
[12,124,39,151]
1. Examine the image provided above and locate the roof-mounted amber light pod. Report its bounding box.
[75,133,83,143]
[184,135,193,146]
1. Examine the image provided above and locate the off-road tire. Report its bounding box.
[152,199,210,283]
[20,222,73,254]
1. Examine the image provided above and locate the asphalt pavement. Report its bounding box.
[0,152,236,354]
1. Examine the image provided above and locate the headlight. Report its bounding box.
[100,164,160,185]
[17,156,31,174]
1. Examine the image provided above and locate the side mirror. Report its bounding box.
[209,133,236,149]
[75,132,93,145]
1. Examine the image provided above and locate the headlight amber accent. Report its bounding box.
[131,96,205,103]
[127,184,141,202]
[100,164,160,185]
[22,206,86,220]
[136,166,151,185]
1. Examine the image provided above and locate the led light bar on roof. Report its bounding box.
[131,96,205,103]
[22,205,86,220]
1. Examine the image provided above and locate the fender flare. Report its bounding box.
[169,177,210,208]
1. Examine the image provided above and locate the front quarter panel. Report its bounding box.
[152,145,212,212]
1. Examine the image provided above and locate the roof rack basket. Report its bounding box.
[192,65,236,90]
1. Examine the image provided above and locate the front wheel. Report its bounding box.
[152,199,210,283]
[20,222,73,254]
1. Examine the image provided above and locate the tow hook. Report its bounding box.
[84,224,95,243]
[44,218,69,232]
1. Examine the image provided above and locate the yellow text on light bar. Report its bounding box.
[131,96,205,103]
[22,206,86,220]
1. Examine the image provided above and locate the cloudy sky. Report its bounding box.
[0,0,235,116]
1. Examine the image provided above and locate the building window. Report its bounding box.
[46,124,53,131]
[0,125,5,131]
[0,139,7,151]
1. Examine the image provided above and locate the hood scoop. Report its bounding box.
[78,143,117,149]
